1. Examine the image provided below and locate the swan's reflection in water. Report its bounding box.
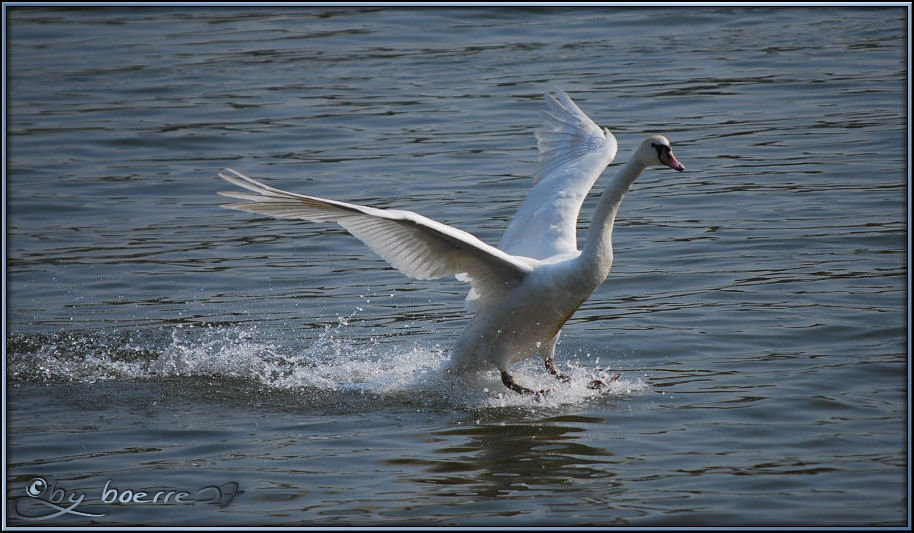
[386,415,621,502]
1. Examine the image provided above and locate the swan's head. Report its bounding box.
[637,135,685,172]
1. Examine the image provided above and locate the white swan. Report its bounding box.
[218,89,684,395]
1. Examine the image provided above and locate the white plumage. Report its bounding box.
[500,89,618,259]
[219,89,684,395]
[220,170,536,308]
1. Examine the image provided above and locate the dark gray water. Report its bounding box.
[5,6,908,527]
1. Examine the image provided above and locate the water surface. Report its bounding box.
[5,6,908,527]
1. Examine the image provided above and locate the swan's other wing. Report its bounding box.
[219,169,534,306]
[498,89,618,260]
[534,89,618,186]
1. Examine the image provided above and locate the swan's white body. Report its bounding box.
[219,90,684,394]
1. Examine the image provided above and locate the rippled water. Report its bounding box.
[5,6,908,527]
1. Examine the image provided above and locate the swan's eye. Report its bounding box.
[651,142,670,158]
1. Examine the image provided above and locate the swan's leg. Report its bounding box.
[544,358,570,383]
[500,370,544,396]
[541,332,570,383]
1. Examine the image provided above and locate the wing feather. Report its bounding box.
[534,89,617,186]
[498,89,618,260]
[219,168,534,305]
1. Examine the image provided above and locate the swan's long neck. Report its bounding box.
[580,157,647,280]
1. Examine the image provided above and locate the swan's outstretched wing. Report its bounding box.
[219,169,534,306]
[498,89,618,259]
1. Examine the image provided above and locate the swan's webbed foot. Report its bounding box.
[501,370,549,397]
[544,358,571,383]
[587,373,622,390]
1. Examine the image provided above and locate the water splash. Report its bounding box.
[471,362,647,410]
[7,319,645,409]
[153,322,453,395]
